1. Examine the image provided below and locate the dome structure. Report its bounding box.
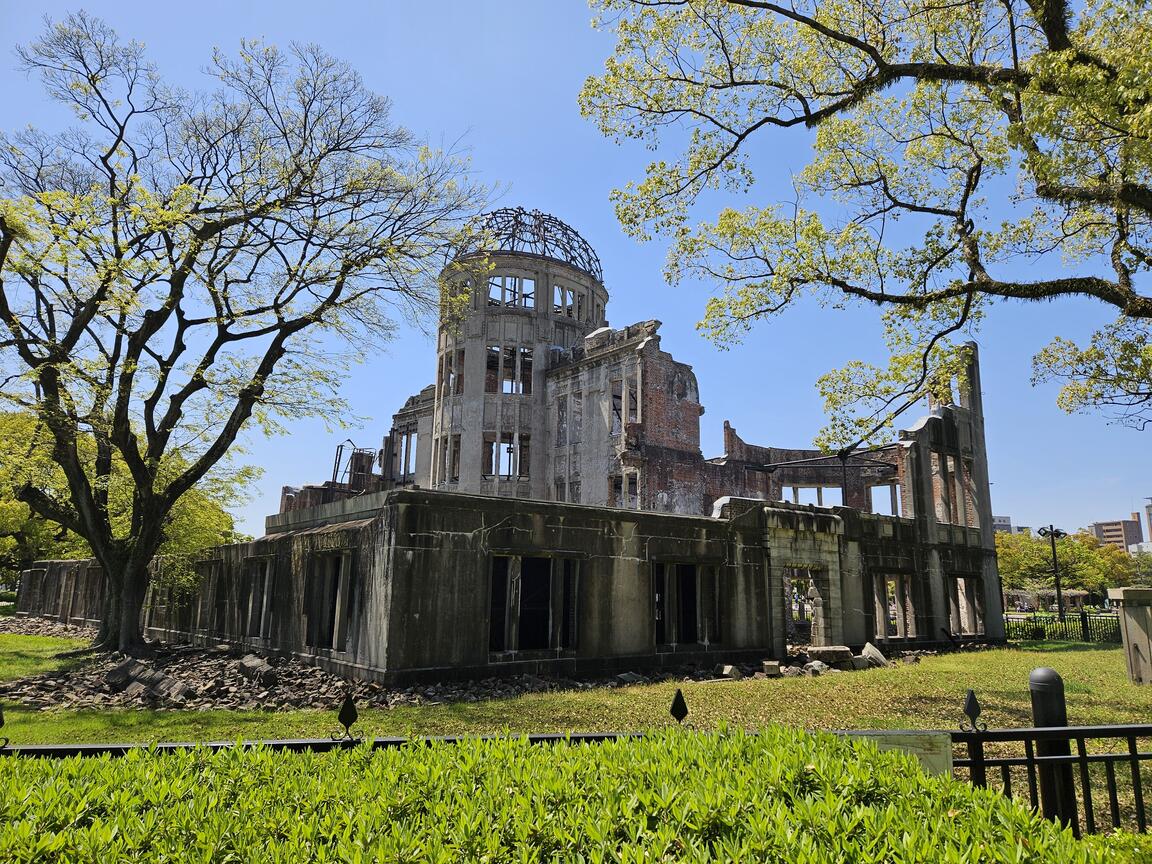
[465,207,603,283]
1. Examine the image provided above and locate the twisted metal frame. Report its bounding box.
[465,207,603,282]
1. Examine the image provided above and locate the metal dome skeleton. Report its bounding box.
[463,207,603,282]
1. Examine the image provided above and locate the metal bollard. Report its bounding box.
[1030,667,1079,835]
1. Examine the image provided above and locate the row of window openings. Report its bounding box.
[485,276,603,323]
[193,554,355,653]
[489,557,719,652]
[437,346,535,397]
[775,484,903,517]
[430,432,532,482]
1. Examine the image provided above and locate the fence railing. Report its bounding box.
[950,668,1150,837]
[1003,611,1120,643]
[953,724,1152,836]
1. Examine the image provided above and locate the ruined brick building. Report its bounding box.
[18,208,1004,682]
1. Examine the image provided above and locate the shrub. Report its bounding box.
[0,727,1128,862]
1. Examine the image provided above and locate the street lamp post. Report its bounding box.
[1038,525,1068,622]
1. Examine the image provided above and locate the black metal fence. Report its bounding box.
[953,724,1151,836]
[1003,611,1120,643]
[952,669,1150,836]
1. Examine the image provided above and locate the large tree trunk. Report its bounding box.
[117,564,150,652]
[90,533,160,652]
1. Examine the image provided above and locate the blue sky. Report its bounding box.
[2,1,1149,539]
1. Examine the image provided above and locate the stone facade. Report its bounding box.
[16,207,1004,682]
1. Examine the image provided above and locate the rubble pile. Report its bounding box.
[1,614,989,712]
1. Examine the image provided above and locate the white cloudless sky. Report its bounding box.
[2,1,1148,538]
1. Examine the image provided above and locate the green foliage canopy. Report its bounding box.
[581,0,1152,446]
[0,13,487,647]
[995,529,1135,595]
[0,412,251,589]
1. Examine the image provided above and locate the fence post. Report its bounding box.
[1080,610,1090,642]
[1030,667,1079,835]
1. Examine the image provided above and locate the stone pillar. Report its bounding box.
[1107,587,1152,684]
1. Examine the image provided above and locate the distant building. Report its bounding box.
[1090,513,1144,552]
[992,516,1032,536]
[1130,541,1152,555]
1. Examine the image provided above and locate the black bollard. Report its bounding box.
[1030,667,1079,835]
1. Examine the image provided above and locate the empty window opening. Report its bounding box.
[453,348,465,394]
[488,276,502,306]
[560,559,579,649]
[449,435,461,482]
[497,433,514,477]
[241,558,272,638]
[627,382,638,424]
[307,552,354,652]
[554,284,576,316]
[576,291,586,321]
[788,486,842,507]
[518,347,533,395]
[611,473,639,509]
[397,430,418,478]
[554,478,566,501]
[610,379,623,436]
[873,573,916,640]
[489,556,578,653]
[677,564,698,644]
[869,484,903,516]
[520,278,535,308]
[501,346,518,394]
[518,557,552,650]
[931,451,956,524]
[485,344,500,393]
[948,576,984,636]
[653,563,718,646]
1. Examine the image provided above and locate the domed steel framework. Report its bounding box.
[466,207,603,282]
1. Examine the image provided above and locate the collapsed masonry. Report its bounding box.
[18,207,1003,683]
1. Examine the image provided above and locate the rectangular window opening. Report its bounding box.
[485,344,500,393]
[449,434,461,482]
[501,346,517,394]
[610,379,623,436]
[518,557,552,650]
[869,484,903,516]
[519,347,533,395]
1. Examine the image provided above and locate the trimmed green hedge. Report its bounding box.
[0,727,1136,862]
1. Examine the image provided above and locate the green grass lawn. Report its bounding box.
[0,633,90,683]
[1,638,1145,746]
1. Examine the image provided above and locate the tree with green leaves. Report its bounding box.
[995,529,1134,596]
[0,13,486,649]
[0,411,248,590]
[581,0,1152,446]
